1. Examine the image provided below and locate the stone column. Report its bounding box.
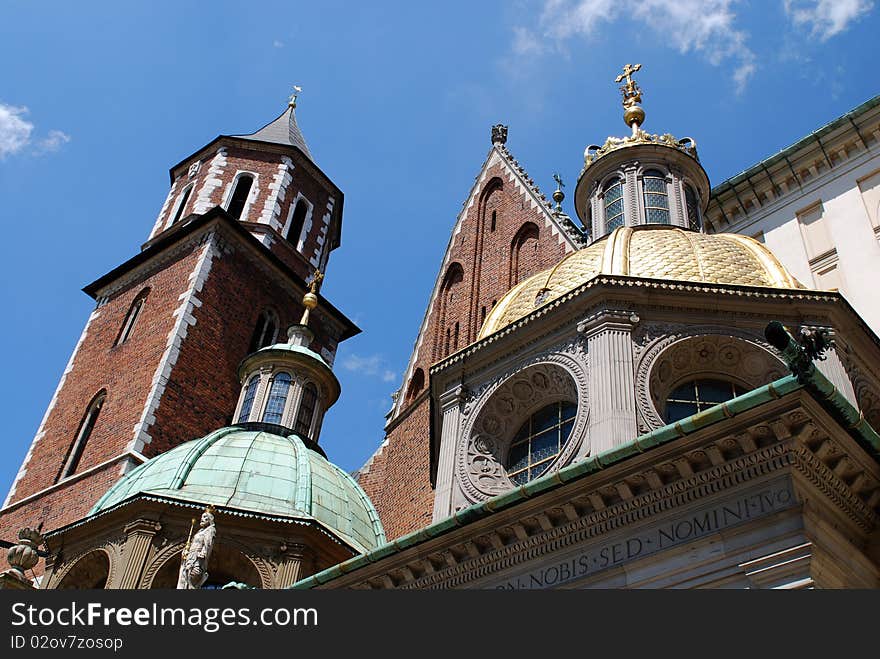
[590,183,603,237]
[623,165,639,226]
[113,520,162,589]
[579,310,638,454]
[275,543,306,588]
[432,384,466,522]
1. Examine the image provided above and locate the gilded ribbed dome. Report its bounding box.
[478,225,804,339]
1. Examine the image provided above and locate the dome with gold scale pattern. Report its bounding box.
[477,225,804,339]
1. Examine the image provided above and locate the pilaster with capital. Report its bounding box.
[274,543,308,588]
[114,519,162,589]
[432,384,467,522]
[623,165,638,227]
[579,310,638,453]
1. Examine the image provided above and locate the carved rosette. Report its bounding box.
[456,347,589,503]
[633,326,786,431]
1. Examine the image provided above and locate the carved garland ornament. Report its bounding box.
[50,544,120,589]
[634,326,786,432]
[456,348,589,503]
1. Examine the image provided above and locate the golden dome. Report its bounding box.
[478,225,804,339]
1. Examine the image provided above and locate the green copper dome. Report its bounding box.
[90,427,385,553]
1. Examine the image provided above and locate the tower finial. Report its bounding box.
[299,269,323,326]
[614,63,645,134]
[552,173,565,213]
[289,85,303,108]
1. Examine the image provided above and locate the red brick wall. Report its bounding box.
[360,159,570,538]
[1,223,343,542]
[8,248,201,503]
[156,145,339,283]
[358,397,433,540]
[145,239,319,456]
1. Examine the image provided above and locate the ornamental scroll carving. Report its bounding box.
[633,325,786,432]
[839,346,880,430]
[456,345,589,504]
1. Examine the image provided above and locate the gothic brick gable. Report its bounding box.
[359,138,584,539]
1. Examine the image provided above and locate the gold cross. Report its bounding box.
[614,63,641,88]
[308,269,324,294]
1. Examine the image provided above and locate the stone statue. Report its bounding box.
[176,508,216,589]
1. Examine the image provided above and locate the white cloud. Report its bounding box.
[0,103,34,158]
[35,129,71,154]
[273,39,284,48]
[0,102,70,159]
[341,353,397,383]
[514,0,757,92]
[784,0,873,40]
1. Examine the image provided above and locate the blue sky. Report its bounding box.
[1,1,878,499]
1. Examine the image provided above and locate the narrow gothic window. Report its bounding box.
[248,310,279,353]
[170,185,193,226]
[490,210,497,232]
[59,391,106,480]
[262,372,292,425]
[115,289,148,346]
[664,379,744,423]
[227,174,254,220]
[603,179,624,232]
[506,401,576,485]
[643,170,670,224]
[237,375,260,423]
[295,382,318,437]
[287,198,309,246]
[685,184,701,231]
[453,322,460,351]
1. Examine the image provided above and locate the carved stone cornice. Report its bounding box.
[328,397,879,590]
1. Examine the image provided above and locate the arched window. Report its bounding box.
[294,382,318,437]
[435,263,464,360]
[115,289,149,346]
[226,174,254,220]
[490,210,497,232]
[506,401,577,485]
[405,368,425,404]
[248,310,279,353]
[59,391,106,480]
[510,222,540,286]
[685,184,701,231]
[664,379,745,423]
[262,373,292,425]
[603,178,625,232]
[643,169,669,224]
[286,198,309,246]
[170,184,193,226]
[237,375,260,423]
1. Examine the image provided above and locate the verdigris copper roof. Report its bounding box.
[233,104,313,161]
[90,427,385,553]
[478,225,804,339]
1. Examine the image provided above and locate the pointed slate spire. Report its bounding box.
[233,100,314,162]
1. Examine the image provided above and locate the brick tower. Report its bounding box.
[1,97,358,547]
[357,125,586,539]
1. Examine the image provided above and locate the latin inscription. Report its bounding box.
[495,481,794,589]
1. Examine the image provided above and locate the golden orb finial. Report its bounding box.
[299,269,323,325]
[615,63,644,132]
[552,173,565,212]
